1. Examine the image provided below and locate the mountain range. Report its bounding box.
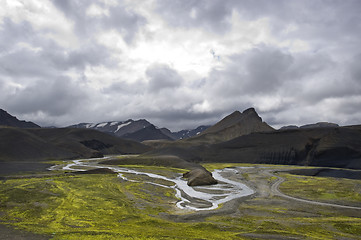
[68,120,209,142]
[1,107,361,172]
[144,108,361,170]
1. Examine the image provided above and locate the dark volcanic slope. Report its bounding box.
[0,109,40,128]
[0,127,152,162]
[147,125,361,170]
[0,127,76,162]
[201,126,361,169]
[187,108,274,144]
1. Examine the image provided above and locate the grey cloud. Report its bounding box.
[155,0,361,52]
[105,5,147,43]
[43,42,115,71]
[155,0,233,33]
[0,49,54,79]
[0,18,114,80]
[138,109,224,131]
[243,47,293,93]
[1,1,361,130]
[50,0,146,43]
[146,64,183,92]
[0,18,33,51]
[349,54,361,84]
[204,46,293,98]
[5,77,88,117]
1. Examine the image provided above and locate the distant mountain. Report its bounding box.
[280,122,339,130]
[300,122,339,129]
[0,109,40,128]
[69,119,172,142]
[69,119,210,142]
[187,108,274,144]
[172,126,210,139]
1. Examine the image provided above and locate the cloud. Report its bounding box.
[50,0,146,43]
[155,0,233,33]
[4,77,88,117]
[146,64,183,92]
[1,0,361,130]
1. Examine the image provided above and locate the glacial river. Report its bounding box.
[49,157,255,211]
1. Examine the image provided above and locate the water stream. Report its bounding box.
[49,157,255,211]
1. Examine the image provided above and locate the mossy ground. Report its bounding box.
[279,173,361,206]
[0,163,360,239]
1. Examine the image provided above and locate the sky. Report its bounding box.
[1,0,361,130]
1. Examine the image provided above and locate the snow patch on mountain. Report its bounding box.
[110,121,119,126]
[115,121,132,132]
[96,122,108,128]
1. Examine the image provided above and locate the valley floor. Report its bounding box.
[0,159,361,239]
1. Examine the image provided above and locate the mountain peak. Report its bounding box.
[0,109,40,128]
[242,107,256,114]
[190,107,274,143]
[242,107,262,121]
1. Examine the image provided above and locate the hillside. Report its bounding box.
[145,109,361,169]
[199,126,361,169]
[154,126,361,169]
[0,127,152,162]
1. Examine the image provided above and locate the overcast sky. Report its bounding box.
[1,0,361,130]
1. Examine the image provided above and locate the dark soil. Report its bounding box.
[0,162,52,176]
[286,168,361,180]
[0,224,49,240]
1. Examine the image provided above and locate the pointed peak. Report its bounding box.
[242,108,261,118]
[242,107,257,114]
[230,110,242,115]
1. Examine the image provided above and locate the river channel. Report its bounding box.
[49,157,255,211]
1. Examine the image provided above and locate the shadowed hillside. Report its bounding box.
[0,109,40,128]
[146,126,361,169]
[0,127,152,162]
[145,109,361,170]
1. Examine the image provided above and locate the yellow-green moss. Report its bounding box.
[1,164,361,240]
[279,173,361,205]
